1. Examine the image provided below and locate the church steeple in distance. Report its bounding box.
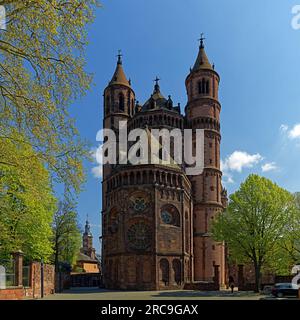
[84,216,92,236]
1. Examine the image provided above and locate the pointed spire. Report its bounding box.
[84,215,92,236]
[109,50,131,87]
[192,33,213,71]
[153,76,161,94]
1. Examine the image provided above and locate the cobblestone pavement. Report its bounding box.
[42,288,268,300]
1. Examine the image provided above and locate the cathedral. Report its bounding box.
[101,37,228,290]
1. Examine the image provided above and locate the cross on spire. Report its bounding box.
[153,76,160,86]
[117,49,122,64]
[153,76,161,93]
[198,33,206,48]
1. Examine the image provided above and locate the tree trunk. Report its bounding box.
[54,236,59,273]
[254,262,261,293]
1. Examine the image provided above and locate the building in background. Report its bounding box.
[76,219,100,273]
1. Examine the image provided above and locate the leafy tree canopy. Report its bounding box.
[0,131,56,261]
[212,174,299,290]
[0,0,100,193]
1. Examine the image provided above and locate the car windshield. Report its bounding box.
[274,283,299,289]
[275,283,291,288]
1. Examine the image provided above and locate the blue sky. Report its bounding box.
[69,0,300,252]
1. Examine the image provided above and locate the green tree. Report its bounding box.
[0,131,56,261]
[212,174,298,292]
[279,193,300,265]
[0,0,99,193]
[52,199,81,272]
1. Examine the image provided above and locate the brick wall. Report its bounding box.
[55,272,71,293]
[184,281,219,291]
[0,262,55,300]
[24,262,55,299]
[0,288,24,300]
[70,273,102,287]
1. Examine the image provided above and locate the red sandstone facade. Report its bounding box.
[101,39,227,290]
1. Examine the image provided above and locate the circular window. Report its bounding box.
[127,223,151,250]
[133,198,146,212]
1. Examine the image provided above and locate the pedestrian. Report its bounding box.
[229,276,235,293]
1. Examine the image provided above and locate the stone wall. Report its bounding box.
[24,262,55,298]
[0,260,55,300]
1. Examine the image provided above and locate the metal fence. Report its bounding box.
[0,259,16,288]
[22,266,30,288]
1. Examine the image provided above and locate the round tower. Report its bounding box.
[102,52,136,180]
[185,36,226,286]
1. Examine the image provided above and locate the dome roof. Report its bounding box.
[142,79,179,113]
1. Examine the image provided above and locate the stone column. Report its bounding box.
[12,250,24,287]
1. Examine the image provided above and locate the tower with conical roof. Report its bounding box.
[185,35,225,285]
[103,52,136,180]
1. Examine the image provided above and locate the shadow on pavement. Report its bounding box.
[58,288,119,294]
[151,290,260,299]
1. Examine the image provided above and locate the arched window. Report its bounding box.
[198,78,210,95]
[202,78,205,94]
[119,93,125,112]
[160,259,169,286]
[160,204,180,227]
[172,259,181,285]
[198,81,202,94]
[206,80,210,94]
[105,96,110,115]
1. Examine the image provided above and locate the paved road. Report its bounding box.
[42,288,267,300]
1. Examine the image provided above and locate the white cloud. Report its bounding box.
[261,162,277,172]
[90,146,103,178]
[280,124,288,133]
[91,165,103,178]
[222,151,263,173]
[289,124,300,139]
[280,123,300,140]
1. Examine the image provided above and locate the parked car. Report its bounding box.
[271,283,299,298]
